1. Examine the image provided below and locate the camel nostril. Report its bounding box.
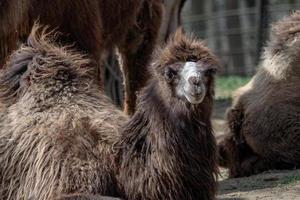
[188,76,201,86]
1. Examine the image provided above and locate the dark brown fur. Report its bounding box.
[117,30,220,200]
[218,11,300,178]
[0,0,163,115]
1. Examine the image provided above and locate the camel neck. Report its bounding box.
[118,82,217,200]
[138,81,212,126]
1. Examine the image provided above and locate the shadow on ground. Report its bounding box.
[219,169,300,195]
[217,169,300,200]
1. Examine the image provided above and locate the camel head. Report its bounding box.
[154,28,220,104]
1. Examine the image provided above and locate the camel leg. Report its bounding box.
[221,131,299,177]
[117,0,162,115]
[239,156,274,177]
[218,106,244,175]
[222,136,273,178]
[226,144,256,177]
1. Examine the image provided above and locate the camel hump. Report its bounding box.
[265,11,300,59]
[0,23,92,105]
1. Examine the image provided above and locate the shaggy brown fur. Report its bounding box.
[0,26,220,200]
[117,29,220,200]
[0,0,163,115]
[0,25,127,200]
[218,11,300,178]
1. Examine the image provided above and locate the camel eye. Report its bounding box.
[187,55,198,62]
[204,67,217,76]
[164,67,177,82]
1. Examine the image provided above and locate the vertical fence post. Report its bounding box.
[205,0,216,50]
[216,0,231,75]
[240,0,254,75]
[256,0,269,64]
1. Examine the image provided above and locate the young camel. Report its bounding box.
[116,29,221,200]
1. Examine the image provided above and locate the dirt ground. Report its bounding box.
[217,169,300,200]
[213,100,300,200]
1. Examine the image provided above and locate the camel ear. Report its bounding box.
[173,27,185,42]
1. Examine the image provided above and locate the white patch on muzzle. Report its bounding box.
[176,62,206,104]
[181,62,201,82]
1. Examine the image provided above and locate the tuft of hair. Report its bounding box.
[0,23,92,105]
[154,27,221,73]
[265,10,300,61]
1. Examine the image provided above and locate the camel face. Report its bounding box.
[156,29,220,106]
[163,61,214,104]
[177,61,207,104]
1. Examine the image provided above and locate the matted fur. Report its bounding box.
[0,26,219,200]
[218,11,300,177]
[0,25,127,200]
[117,29,220,200]
[0,0,163,115]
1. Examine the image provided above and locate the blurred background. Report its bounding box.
[104,0,300,118]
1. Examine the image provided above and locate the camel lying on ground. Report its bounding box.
[218,11,300,178]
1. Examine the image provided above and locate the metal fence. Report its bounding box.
[182,0,300,76]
